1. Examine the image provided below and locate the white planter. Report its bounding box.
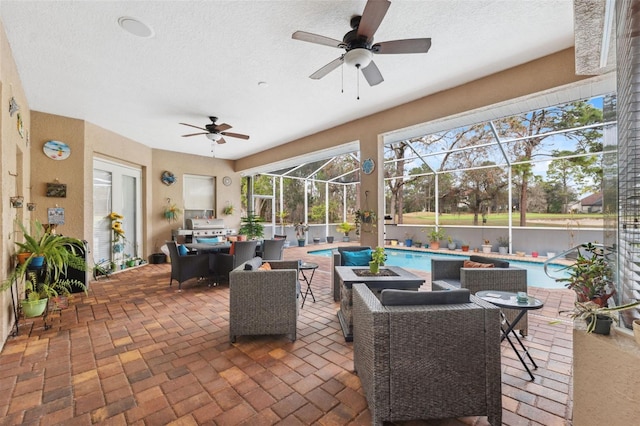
[547,252,556,259]
[482,244,492,254]
[498,246,508,255]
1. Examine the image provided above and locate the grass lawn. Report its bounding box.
[397,212,604,227]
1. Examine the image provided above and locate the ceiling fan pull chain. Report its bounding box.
[341,62,344,93]
[356,64,361,100]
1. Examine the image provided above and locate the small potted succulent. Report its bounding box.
[481,239,492,253]
[295,222,310,246]
[563,300,640,335]
[447,236,456,250]
[336,222,356,242]
[497,236,509,255]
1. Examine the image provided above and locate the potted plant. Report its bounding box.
[163,202,182,223]
[295,222,309,246]
[239,212,265,240]
[404,232,414,248]
[482,239,492,253]
[461,241,470,252]
[369,246,386,275]
[562,300,640,335]
[222,203,234,216]
[355,209,377,235]
[2,220,88,317]
[447,236,456,250]
[497,236,509,254]
[427,228,446,250]
[336,222,356,242]
[556,242,615,307]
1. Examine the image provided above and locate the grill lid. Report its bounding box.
[186,218,225,230]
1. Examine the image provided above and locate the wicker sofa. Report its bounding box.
[431,255,528,335]
[352,284,502,426]
[229,257,300,343]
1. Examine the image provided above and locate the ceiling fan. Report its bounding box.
[180,116,250,144]
[292,0,431,86]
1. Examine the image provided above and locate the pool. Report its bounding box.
[308,248,570,289]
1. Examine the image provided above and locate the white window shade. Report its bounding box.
[183,175,215,210]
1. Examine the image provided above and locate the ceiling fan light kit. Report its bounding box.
[206,133,222,141]
[344,48,372,68]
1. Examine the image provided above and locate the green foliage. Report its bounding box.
[371,247,386,266]
[239,212,265,240]
[336,222,356,236]
[426,227,446,242]
[556,243,614,306]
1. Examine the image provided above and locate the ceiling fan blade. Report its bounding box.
[357,0,391,41]
[180,123,208,131]
[221,131,250,140]
[292,31,343,48]
[215,123,232,132]
[217,137,227,145]
[372,38,432,54]
[182,132,209,137]
[310,56,344,79]
[361,60,384,86]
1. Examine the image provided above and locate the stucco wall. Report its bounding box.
[151,149,240,253]
[0,19,30,348]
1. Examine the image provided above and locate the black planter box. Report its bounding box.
[150,253,167,264]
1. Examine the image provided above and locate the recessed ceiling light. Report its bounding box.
[118,16,154,38]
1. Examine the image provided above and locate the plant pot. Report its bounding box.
[17,252,32,265]
[369,261,380,275]
[414,242,422,248]
[21,298,48,318]
[633,319,640,345]
[390,240,398,246]
[237,235,246,242]
[326,236,334,243]
[448,243,456,250]
[298,239,305,247]
[547,252,556,259]
[405,239,413,247]
[342,236,350,242]
[28,255,45,268]
[313,237,320,245]
[482,245,492,254]
[587,314,613,335]
[430,242,440,250]
[461,245,469,252]
[150,253,166,264]
[498,247,508,255]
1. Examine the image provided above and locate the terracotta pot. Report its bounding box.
[430,242,440,250]
[461,245,469,252]
[17,252,32,265]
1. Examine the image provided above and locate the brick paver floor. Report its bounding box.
[0,243,576,425]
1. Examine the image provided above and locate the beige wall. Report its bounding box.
[573,329,640,425]
[0,19,31,346]
[151,149,240,252]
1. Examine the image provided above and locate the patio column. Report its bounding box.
[359,133,384,248]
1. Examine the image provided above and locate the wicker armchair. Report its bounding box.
[352,284,502,426]
[431,256,528,335]
[166,241,211,290]
[214,240,259,283]
[258,238,286,260]
[229,258,299,343]
[331,246,371,301]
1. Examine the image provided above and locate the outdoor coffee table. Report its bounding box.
[477,290,544,381]
[334,266,425,341]
[299,262,318,308]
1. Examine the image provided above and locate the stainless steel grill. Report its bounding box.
[187,218,226,237]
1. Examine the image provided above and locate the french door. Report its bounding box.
[93,159,142,269]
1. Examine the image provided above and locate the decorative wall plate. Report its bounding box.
[43,140,70,160]
[362,158,375,175]
[161,170,176,186]
[222,176,232,186]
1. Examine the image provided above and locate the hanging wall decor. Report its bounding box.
[43,140,71,160]
[8,97,19,116]
[10,196,24,208]
[46,182,67,198]
[47,207,65,225]
[161,170,176,186]
[16,113,24,138]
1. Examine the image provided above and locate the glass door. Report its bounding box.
[93,159,142,270]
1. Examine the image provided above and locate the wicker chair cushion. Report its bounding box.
[380,288,470,306]
[341,249,373,266]
[244,256,264,270]
[469,255,509,268]
[464,260,494,268]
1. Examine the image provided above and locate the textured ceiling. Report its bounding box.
[0,1,578,161]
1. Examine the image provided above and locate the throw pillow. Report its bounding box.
[469,255,509,268]
[244,256,264,270]
[258,262,272,270]
[196,237,220,244]
[342,249,373,266]
[229,242,235,256]
[178,244,189,256]
[381,288,471,305]
[463,260,494,268]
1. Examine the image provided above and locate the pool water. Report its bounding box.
[308,248,569,289]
